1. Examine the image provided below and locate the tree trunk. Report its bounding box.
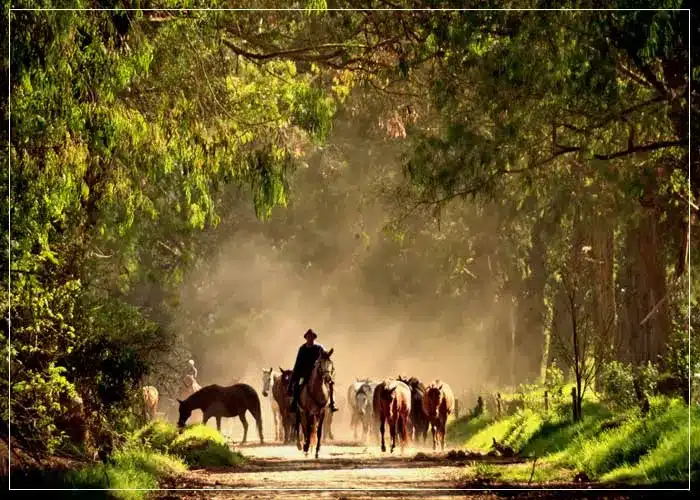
[619,213,672,365]
[514,221,549,385]
[589,219,617,386]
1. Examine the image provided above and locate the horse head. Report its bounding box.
[176,398,191,430]
[356,383,373,414]
[279,368,293,387]
[424,384,442,418]
[262,367,273,397]
[315,348,335,385]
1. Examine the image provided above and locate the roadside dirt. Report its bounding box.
[152,440,687,500]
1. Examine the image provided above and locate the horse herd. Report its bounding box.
[344,375,455,454]
[139,349,455,460]
[261,360,456,457]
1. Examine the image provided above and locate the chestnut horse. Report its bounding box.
[177,383,264,444]
[422,380,455,451]
[372,379,412,454]
[142,386,159,422]
[295,348,335,458]
[271,367,295,443]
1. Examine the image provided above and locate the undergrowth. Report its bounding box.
[9,421,246,498]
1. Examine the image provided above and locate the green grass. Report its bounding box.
[132,420,247,468]
[10,446,187,499]
[9,421,246,498]
[447,391,697,485]
[446,413,495,445]
[169,424,247,468]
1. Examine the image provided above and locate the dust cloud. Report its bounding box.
[166,118,508,442]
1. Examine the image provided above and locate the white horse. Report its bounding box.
[347,378,376,441]
[261,367,284,442]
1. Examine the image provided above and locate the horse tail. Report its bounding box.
[398,412,407,445]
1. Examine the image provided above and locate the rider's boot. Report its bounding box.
[329,382,339,413]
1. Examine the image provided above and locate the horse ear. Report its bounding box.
[177,399,182,404]
[438,384,443,391]
[327,348,334,357]
[279,366,284,373]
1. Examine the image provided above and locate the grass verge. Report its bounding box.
[447,394,697,485]
[9,421,246,498]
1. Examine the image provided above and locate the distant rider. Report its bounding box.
[183,359,198,388]
[287,329,339,413]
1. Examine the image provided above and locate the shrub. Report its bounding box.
[169,424,246,468]
[597,361,637,412]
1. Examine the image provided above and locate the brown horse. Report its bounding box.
[177,383,264,444]
[397,375,429,446]
[372,379,412,454]
[271,367,295,444]
[295,348,335,458]
[422,380,455,451]
[142,386,159,422]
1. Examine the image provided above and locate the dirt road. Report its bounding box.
[153,439,681,500]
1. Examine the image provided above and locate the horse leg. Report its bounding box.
[304,416,313,455]
[440,419,446,451]
[315,411,325,459]
[239,414,249,444]
[431,420,437,451]
[390,416,397,454]
[255,410,264,445]
[379,414,386,453]
[215,416,222,433]
[326,409,333,441]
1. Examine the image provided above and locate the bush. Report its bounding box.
[597,361,637,412]
[168,424,246,468]
[133,420,179,452]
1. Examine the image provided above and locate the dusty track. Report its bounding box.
[153,440,685,500]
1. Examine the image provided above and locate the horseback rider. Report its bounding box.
[287,328,339,414]
[182,359,198,391]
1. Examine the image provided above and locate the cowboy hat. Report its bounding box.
[304,329,318,340]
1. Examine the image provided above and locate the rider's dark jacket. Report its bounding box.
[289,343,325,392]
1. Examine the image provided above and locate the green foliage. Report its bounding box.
[169,424,246,467]
[134,421,246,468]
[133,420,179,453]
[11,362,81,454]
[6,3,345,456]
[597,360,638,412]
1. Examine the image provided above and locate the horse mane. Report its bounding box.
[181,384,215,410]
[358,382,373,395]
[398,375,424,392]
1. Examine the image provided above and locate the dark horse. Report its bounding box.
[177,383,264,444]
[397,375,429,446]
[295,347,335,458]
[372,378,412,454]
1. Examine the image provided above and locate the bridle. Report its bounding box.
[316,357,334,385]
